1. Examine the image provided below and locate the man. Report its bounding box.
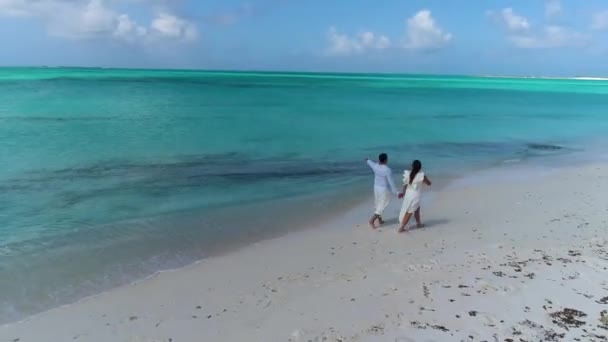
[365,153,398,229]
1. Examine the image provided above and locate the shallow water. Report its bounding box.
[1,68,608,323]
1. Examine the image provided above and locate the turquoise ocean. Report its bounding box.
[1,68,608,323]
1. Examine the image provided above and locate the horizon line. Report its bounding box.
[0,65,607,80]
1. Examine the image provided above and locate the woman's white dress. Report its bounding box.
[399,170,425,223]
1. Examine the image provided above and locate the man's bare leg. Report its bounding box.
[369,214,380,229]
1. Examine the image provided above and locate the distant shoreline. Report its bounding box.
[479,75,608,81]
[1,66,607,80]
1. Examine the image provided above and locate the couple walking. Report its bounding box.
[365,153,431,232]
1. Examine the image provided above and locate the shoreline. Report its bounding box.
[0,161,489,326]
[2,160,608,341]
[0,180,372,326]
[0,152,493,325]
[0,189,378,328]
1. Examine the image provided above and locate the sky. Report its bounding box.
[1,0,608,75]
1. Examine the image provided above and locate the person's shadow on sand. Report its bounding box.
[381,218,450,229]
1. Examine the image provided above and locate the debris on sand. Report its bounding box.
[519,320,565,341]
[410,321,450,332]
[367,324,384,335]
[597,297,608,305]
[549,308,587,330]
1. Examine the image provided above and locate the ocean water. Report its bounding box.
[1,68,608,323]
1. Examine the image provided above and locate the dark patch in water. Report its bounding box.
[0,153,369,217]
[5,154,364,189]
[369,141,569,163]
[33,76,325,90]
[527,143,564,151]
[0,116,122,122]
[16,140,561,186]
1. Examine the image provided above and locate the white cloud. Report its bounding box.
[490,7,588,49]
[151,12,198,41]
[326,27,391,56]
[494,8,530,32]
[45,0,146,41]
[115,14,148,41]
[325,10,451,56]
[360,31,391,49]
[404,10,452,50]
[592,10,608,30]
[510,25,589,49]
[0,0,198,43]
[0,0,64,17]
[545,0,562,18]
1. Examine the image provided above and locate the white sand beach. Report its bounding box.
[2,163,608,342]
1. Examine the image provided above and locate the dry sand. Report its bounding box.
[1,163,608,342]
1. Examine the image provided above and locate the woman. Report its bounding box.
[398,160,431,233]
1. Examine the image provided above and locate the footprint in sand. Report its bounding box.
[394,338,416,342]
[476,281,515,296]
[406,260,439,273]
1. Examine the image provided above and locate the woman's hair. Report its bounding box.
[409,160,422,184]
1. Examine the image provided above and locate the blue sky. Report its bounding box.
[1,0,608,75]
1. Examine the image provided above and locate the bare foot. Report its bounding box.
[369,218,378,229]
[417,223,425,229]
[398,226,408,233]
[378,217,385,225]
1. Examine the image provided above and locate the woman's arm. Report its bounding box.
[387,170,399,195]
[424,175,432,186]
[398,184,408,198]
